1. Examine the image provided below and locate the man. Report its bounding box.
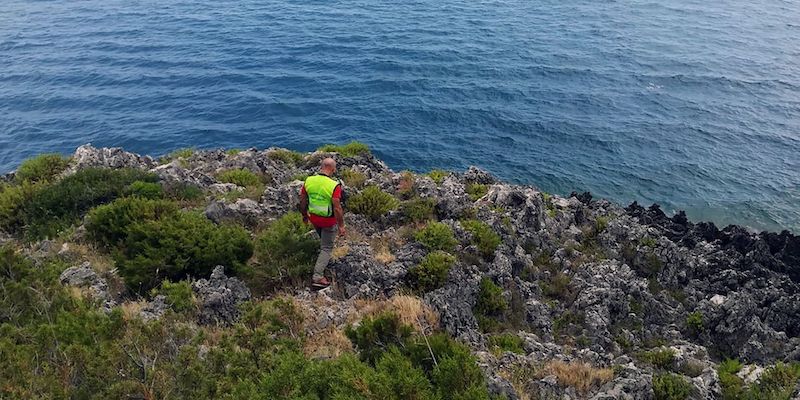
[299,158,346,289]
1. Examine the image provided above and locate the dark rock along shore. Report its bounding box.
[3,144,800,399]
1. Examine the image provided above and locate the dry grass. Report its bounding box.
[120,301,148,321]
[498,360,538,400]
[536,360,614,395]
[372,240,396,264]
[332,245,350,260]
[59,241,115,272]
[303,327,353,359]
[352,295,440,333]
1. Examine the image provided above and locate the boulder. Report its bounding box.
[192,266,251,325]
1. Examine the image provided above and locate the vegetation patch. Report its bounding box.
[488,333,525,355]
[86,197,179,248]
[401,197,436,223]
[317,141,371,157]
[537,360,614,395]
[427,169,449,185]
[347,185,399,220]
[407,251,456,293]
[340,168,367,188]
[116,211,253,292]
[415,222,457,252]
[638,348,676,370]
[267,148,305,165]
[718,359,800,400]
[653,373,692,400]
[474,277,507,332]
[685,311,703,335]
[16,168,157,240]
[125,180,164,199]
[255,212,319,285]
[466,183,488,201]
[216,168,264,187]
[461,219,501,258]
[14,153,71,184]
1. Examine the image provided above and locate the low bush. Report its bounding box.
[718,359,800,400]
[347,186,398,220]
[340,168,367,188]
[686,311,703,334]
[427,169,449,185]
[345,312,414,365]
[317,141,371,157]
[152,280,195,314]
[0,181,39,233]
[466,183,488,201]
[164,182,204,201]
[407,251,456,293]
[267,149,305,166]
[639,348,676,370]
[125,181,164,199]
[415,222,457,252]
[401,197,436,223]
[86,197,179,248]
[117,211,253,292]
[397,171,416,200]
[14,153,71,184]
[653,373,692,400]
[216,168,263,187]
[474,278,507,332]
[23,168,158,239]
[488,333,524,354]
[461,219,501,258]
[539,271,577,303]
[255,212,319,281]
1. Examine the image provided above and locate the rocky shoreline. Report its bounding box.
[1,143,798,399]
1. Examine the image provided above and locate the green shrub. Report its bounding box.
[255,212,319,281]
[340,168,367,188]
[653,373,692,400]
[125,181,164,199]
[0,181,39,233]
[415,222,457,252]
[488,333,525,354]
[216,168,263,187]
[686,311,703,334]
[466,183,488,201]
[23,168,158,239]
[117,211,253,292]
[539,271,576,303]
[86,197,179,248]
[718,358,744,400]
[401,197,436,223]
[165,183,204,201]
[14,153,70,184]
[225,148,242,156]
[152,280,195,313]
[405,333,490,400]
[718,360,800,400]
[641,236,658,248]
[461,220,501,258]
[291,172,309,182]
[345,312,414,365]
[317,141,371,157]
[407,251,456,293]
[167,147,195,160]
[753,362,800,400]
[347,186,398,220]
[267,149,305,166]
[428,169,449,185]
[474,278,507,332]
[639,348,676,370]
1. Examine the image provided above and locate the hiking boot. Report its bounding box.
[311,277,331,289]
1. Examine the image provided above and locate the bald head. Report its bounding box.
[320,158,337,175]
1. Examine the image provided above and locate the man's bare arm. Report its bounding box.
[332,197,345,236]
[299,189,309,219]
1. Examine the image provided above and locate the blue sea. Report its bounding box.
[1,0,798,232]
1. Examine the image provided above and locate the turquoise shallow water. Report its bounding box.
[0,0,798,232]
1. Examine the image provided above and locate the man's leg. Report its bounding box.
[312,225,336,281]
